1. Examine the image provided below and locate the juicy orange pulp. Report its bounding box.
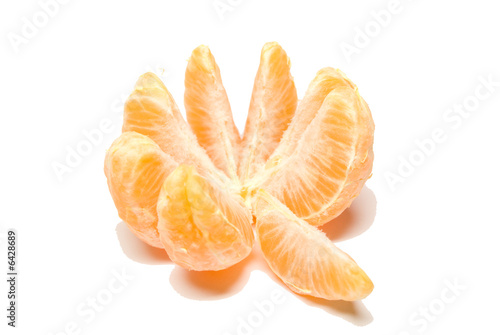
[157,165,254,271]
[238,42,297,182]
[254,190,373,301]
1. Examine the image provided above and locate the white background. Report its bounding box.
[1,0,500,334]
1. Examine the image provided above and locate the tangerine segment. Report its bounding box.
[254,191,373,301]
[268,67,355,163]
[238,42,297,182]
[104,131,178,248]
[157,165,254,271]
[257,84,374,226]
[123,72,225,183]
[185,45,240,180]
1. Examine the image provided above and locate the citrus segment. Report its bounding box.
[184,45,240,180]
[157,165,254,271]
[268,67,355,162]
[104,131,178,248]
[255,74,374,226]
[122,72,225,182]
[254,190,373,301]
[238,42,297,182]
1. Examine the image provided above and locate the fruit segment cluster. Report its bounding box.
[105,42,375,301]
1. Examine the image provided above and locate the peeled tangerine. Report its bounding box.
[104,42,375,301]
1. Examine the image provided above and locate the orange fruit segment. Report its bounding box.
[238,42,297,182]
[104,131,178,248]
[253,70,374,226]
[157,165,254,271]
[269,67,356,161]
[254,190,373,301]
[123,72,226,183]
[184,45,240,181]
